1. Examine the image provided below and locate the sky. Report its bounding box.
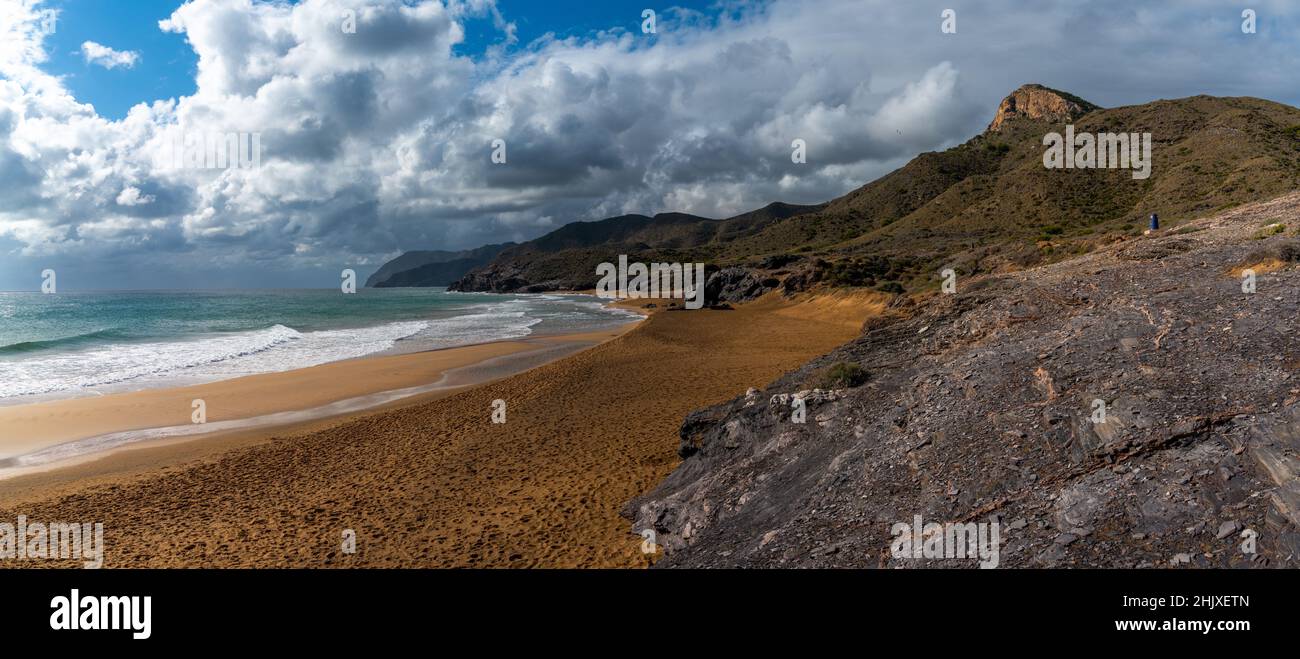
[1,0,1299,290]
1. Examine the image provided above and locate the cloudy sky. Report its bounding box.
[1,0,1298,289]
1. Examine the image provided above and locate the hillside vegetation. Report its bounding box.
[452,86,1300,298]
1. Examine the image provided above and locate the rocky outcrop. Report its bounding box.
[987,83,1099,132]
[627,191,1300,568]
[704,267,775,305]
[447,262,534,293]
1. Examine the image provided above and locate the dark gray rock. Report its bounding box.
[704,266,772,304]
[626,192,1300,568]
[1216,520,1243,539]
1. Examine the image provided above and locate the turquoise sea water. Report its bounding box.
[0,288,639,403]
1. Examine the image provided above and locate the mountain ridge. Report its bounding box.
[449,86,1300,301]
[365,243,514,288]
[448,202,823,293]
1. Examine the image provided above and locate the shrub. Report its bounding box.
[1242,239,1300,265]
[1252,223,1286,240]
[824,256,892,287]
[815,362,869,389]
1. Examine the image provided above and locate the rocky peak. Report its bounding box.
[987,84,1100,131]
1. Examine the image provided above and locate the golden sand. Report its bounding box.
[0,292,882,568]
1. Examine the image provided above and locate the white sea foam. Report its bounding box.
[0,340,591,472]
[0,320,429,399]
[0,293,643,473]
[0,294,637,402]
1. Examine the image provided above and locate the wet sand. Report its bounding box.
[0,292,881,568]
[0,324,646,477]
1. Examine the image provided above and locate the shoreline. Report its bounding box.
[0,320,641,481]
[0,291,883,567]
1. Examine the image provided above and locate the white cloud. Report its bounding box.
[80,41,140,69]
[115,186,155,206]
[0,0,1298,288]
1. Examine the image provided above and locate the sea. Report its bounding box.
[0,288,641,406]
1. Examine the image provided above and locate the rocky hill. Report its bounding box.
[713,87,1300,292]
[453,85,1300,302]
[626,192,1300,568]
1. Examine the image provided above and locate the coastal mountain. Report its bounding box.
[431,85,1300,568]
[366,243,513,288]
[628,191,1300,568]
[618,85,1300,568]
[452,85,1300,300]
[448,202,822,293]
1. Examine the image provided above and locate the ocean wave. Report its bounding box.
[0,292,639,402]
[0,321,427,399]
[405,309,542,349]
[0,328,126,354]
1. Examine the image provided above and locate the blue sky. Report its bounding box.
[2,0,1300,290]
[490,0,724,47]
[40,0,722,120]
[39,0,198,118]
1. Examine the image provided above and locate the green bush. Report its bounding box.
[823,256,892,287]
[1037,226,1066,242]
[1253,223,1286,239]
[815,362,869,389]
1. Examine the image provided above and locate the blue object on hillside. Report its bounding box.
[1150,213,1159,231]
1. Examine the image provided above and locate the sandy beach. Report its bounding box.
[0,328,629,474]
[0,291,880,568]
